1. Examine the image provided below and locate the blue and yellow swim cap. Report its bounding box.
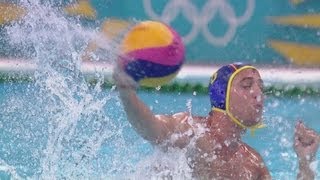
[208,62,265,134]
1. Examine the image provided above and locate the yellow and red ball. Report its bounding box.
[119,21,185,87]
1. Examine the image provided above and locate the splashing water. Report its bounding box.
[0,1,198,179]
[1,1,320,179]
[1,0,134,178]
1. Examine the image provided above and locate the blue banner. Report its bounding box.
[92,0,320,65]
[1,0,320,65]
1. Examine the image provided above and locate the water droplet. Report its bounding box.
[224,140,231,147]
[270,100,279,108]
[257,95,262,102]
[116,101,121,107]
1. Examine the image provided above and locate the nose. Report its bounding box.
[251,82,263,101]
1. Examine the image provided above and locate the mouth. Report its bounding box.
[254,104,263,112]
[255,104,262,108]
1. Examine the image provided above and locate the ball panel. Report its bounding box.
[119,20,185,87]
[139,72,179,87]
[121,21,173,53]
[125,43,184,66]
[124,59,182,81]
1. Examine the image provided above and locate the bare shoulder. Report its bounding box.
[240,143,271,179]
[154,112,189,125]
[154,112,205,148]
[155,112,205,130]
[239,143,265,164]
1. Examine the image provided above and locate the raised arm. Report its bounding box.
[113,68,192,145]
[294,121,319,180]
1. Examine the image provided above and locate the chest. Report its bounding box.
[188,137,261,179]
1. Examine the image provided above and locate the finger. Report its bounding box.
[294,139,301,147]
[294,132,300,142]
[295,124,304,137]
[295,122,318,138]
[298,121,317,133]
[295,121,303,131]
[295,121,307,133]
[303,127,318,140]
[305,126,318,135]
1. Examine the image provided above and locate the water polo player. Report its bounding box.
[113,61,319,179]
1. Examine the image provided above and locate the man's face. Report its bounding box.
[229,68,264,126]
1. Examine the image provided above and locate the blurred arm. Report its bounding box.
[113,68,191,145]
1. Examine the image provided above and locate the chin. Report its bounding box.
[243,115,262,127]
[251,110,263,122]
[243,121,259,127]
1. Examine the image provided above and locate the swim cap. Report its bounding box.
[209,63,251,109]
[208,62,265,134]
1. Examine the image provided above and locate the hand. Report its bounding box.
[294,121,319,162]
[112,62,139,90]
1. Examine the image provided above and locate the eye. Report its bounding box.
[258,80,264,91]
[241,85,252,89]
[241,81,253,89]
[258,84,264,91]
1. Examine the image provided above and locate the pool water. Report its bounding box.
[0,1,319,178]
[0,82,319,179]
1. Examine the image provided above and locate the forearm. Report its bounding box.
[297,159,315,180]
[293,121,319,180]
[118,88,169,143]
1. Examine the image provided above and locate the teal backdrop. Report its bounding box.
[1,0,320,65]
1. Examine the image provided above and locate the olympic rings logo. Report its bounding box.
[143,0,255,46]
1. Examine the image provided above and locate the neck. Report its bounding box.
[208,110,244,140]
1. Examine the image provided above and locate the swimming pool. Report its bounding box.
[0,81,319,179]
[0,1,319,179]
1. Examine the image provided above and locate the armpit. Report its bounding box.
[172,112,189,122]
[156,112,195,148]
[154,112,189,124]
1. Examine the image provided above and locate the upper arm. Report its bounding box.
[254,151,271,179]
[153,112,194,147]
[243,144,271,180]
[258,164,271,180]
